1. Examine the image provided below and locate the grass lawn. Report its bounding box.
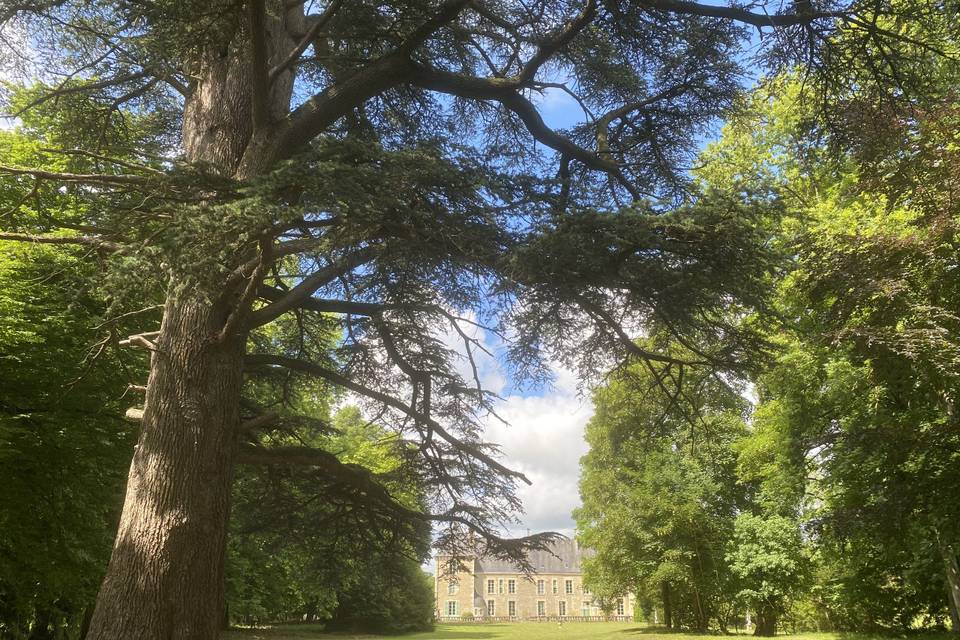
[226,622,664,640]
[225,623,954,640]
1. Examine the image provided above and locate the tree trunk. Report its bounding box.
[939,537,960,634]
[28,608,52,640]
[753,605,777,637]
[662,582,673,629]
[692,585,707,631]
[84,4,299,637]
[86,298,246,639]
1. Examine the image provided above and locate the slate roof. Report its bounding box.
[474,537,593,575]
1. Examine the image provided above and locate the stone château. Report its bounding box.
[434,538,634,621]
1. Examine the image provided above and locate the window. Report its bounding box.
[499,579,504,594]
[559,601,567,616]
[447,581,457,595]
[617,598,625,616]
[508,579,516,594]
[552,579,558,594]
[537,579,545,595]
[582,602,591,616]
[537,601,546,617]
[446,601,458,616]
[583,585,591,595]
[487,579,495,594]
[487,600,495,616]
[508,601,516,617]
[565,579,573,594]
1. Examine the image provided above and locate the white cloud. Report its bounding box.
[419,322,595,571]
[484,363,594,539]
[435,313,595,539]
[350,310,597,543]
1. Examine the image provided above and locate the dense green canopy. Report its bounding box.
[577,59,960,635]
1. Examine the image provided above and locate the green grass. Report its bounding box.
[224,623,954,640]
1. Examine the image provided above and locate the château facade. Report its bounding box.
[434,538,634,622]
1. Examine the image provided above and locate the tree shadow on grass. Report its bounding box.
[616,630,958,640]
[618,628,723,636]
[616,628,774,638]
[226,624,502,639]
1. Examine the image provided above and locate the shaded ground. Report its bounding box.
[224,622,955,640]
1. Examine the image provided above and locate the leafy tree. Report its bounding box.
[576,343,750,631]
[227,406,435,632]
[0,131,148,638]
[726,514,809,636]
[701,64,960,631]
[0,0,944,636]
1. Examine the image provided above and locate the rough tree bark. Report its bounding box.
[85,7,296,637]
[85,299,247,639]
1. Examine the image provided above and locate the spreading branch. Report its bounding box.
[640,0,847,27]
[248,246,378,327]
[244,353,531,485]
[237,442,555,558]
[269,0,343,83]
[518,0,597,83]
[409,67,643,198]
[0,165,154,186]
[219,237,272,342]
[572,294,711,367]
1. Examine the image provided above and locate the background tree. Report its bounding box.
[227,406,435,633]
[699,58,960,631]
[726,514,809,636]
[0,0,947,637]
[576,340,750,632]
[0,128,149,638]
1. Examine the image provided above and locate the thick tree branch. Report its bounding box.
[371,315,427,383]
[40,148,165,175]
[572,294,710,367]
[229,236,325,286]
[271,0,470,161]
[118,331,160,350]
[248,246,378,327]
[269,0,343,83]
[0,164,154,187]
[409,67,643,198]
[518,0,596,83]
[640,0,846,27]
[8,71,150,117]
[239,411,281,433]
[244,353,531,485]
[220,237,272,342]
[594,83,693,158]
[256,286,396,316]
